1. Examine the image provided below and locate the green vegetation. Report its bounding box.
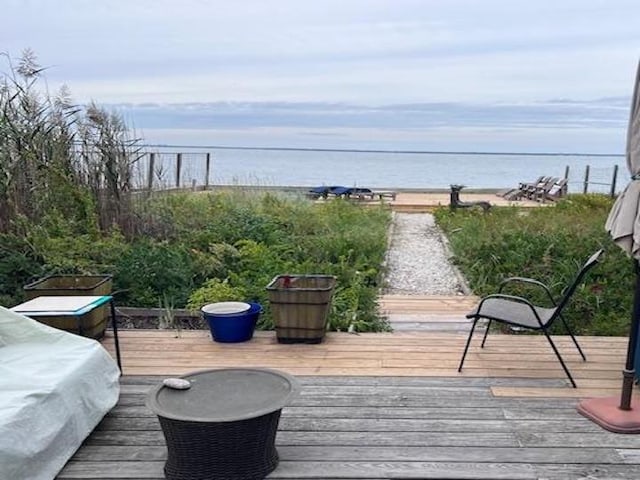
[127,191,392,332]
[434,194,634,336]
[1,189,392,332]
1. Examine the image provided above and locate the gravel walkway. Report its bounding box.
[384,213,465,295]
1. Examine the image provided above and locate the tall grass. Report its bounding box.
[0,50,142,236]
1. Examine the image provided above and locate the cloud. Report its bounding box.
[111,98,629,131]
[116,98,628,153]
[5,0,639,104]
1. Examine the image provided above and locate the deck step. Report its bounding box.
[379,294,479,332]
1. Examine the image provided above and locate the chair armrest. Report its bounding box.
[498,277,556,306]
[474,293,546,328]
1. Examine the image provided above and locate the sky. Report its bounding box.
[4,0,640,153]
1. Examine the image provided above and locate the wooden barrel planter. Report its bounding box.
[266,275,336,344]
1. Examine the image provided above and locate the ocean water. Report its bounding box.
[138,147,627,194]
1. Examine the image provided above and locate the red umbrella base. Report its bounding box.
[577,396,640,434]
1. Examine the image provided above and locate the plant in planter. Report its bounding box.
[266,274,336,344]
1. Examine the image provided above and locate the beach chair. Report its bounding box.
[523,176,556,199]
[518,175,546,190]
[458,249,603,388]
[536,178,568,203]
[343,187,397,202]
[371,189,397,201]
[529,177,560,201]
[501,176,545,201]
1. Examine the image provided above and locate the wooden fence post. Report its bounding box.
[610,164,619,198]
[205,153,211,189]
[147,153,155,191]
[583,165,590,194]
[176,153,182,188]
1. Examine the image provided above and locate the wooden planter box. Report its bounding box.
[23,275,113,339]
[266,275,336,344]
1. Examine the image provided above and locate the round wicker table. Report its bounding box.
[146,368,299,480]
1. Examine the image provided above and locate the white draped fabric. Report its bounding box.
[606,60,640,260]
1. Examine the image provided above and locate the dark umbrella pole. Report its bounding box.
[577,261,640,433]
[621,261,640,410]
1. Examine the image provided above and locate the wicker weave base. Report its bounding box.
[159,410,281,480]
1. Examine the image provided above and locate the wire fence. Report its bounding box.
[565,164,620,197]
[133,152,212,190]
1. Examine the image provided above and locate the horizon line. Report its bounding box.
[141,143,624,157]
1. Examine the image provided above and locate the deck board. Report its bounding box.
[56,329,640,479]
[60,373,640,480]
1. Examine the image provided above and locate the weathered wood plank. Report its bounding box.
[117,375,568,388]
[94,415,610,435]
[67,445,623,464]
[119,383,495,397]
[117,366,620,381]
[616,449,640,464]
[110,405,509,420]
[272,461,538,480]
[85,430,521,448]
[113,393,580,409]
[534,463,640,479]
[58,460,539,479]
[517,431,640,448]
[491,386,622,398]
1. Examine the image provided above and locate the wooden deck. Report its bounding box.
[58,328,640,479]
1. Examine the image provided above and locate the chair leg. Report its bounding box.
[458,318,479,372]
[481,319,492,348]
[559,314,586,361]
[542,328,577,388]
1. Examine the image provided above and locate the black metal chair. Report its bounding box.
[458,249,604,388]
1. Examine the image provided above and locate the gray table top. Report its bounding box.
[146,368,300,422]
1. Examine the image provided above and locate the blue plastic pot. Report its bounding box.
[201,302,261,343]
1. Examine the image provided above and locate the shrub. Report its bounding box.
[187,279,248,311]
[0,233,45,305]
[113,240,196,308]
